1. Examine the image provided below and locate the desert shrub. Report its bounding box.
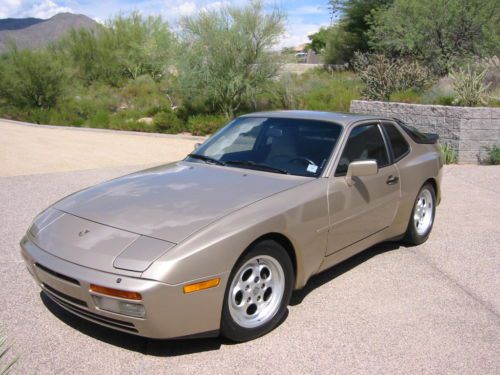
[483,145,500,165]
[1,335,18,374]
[153,110,184,133]
[264,72,301,110]
[74,83,121,117]
[89,109,110,127]
[48,108,85,126]
[114,120,156,132]
[145,105,171,117]
[120,75,171,112]
[0,47,65,109]
[186,114,228,136]
[22,108,54,124]
[440,143,458,164]
[265,69,362,112]
[352,53,395,100]
[175,95,219,122]
[434,95,456,106]
[449,65,491,106]
[353,52,432,101]
[106,108,152,131]
[301,71,361,112]
[394,61,432,92]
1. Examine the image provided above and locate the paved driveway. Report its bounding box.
[0,122,499,374]
[0,119,202,177]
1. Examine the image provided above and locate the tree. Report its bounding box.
[108,13,174,81]
[307,27,329,53]
[323,23,356,64]
[178,0,285,118]
[62,13,174,86]
[63,27,122,86]
[0,46,65,109]
[368,0,500,74]
[324,0,392,64]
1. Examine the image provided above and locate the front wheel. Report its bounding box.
[404,183,436,245]
[221,240,294,342]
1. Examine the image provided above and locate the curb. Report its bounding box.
[0,118,208,141]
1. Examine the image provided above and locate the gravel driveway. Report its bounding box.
[0,121,499,374]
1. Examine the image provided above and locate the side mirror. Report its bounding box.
[193,142,202,151]
[346,160,378,186]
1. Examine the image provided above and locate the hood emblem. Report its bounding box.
[78,229,90,237]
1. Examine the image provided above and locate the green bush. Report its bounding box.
[264,69,362,112]
[121,76,172,113]
[390,90,422,104]
[186,114,228,136]
[89,109,110,128]
[483,145,500,165]
[145,105,171,117]
[301,70,361,112]
[106,109,154,132]
[433,95,456,106]
[153,110,184,133]
[0,47,65,109]
[23,108,53,125]
[440,143,458,164]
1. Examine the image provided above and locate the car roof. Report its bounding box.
[240,110,390,126]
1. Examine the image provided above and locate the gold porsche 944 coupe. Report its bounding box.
[21,111,442,342]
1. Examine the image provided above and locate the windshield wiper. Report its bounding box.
[187,154,226,166]
[225,160,288,175]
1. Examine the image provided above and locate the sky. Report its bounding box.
[0,0,332,48]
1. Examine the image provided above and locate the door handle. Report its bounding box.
[386,175,399,185]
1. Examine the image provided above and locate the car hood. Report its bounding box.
[54,161,309,243]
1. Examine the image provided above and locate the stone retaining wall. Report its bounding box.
[350,100,500,164]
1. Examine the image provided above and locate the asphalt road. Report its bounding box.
[1,164,499,374]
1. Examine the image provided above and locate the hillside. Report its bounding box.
[0,13,98,53]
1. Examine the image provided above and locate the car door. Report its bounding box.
[326,121,401,255]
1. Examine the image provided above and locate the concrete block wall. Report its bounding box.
[350,100,500,164]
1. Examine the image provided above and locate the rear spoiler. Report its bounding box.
[419,133,439,144]
[394,119,439,144]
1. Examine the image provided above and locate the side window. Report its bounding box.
[336,124,389,175]
[383,122,410,161]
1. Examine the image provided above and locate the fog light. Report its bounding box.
[92,295,146,318]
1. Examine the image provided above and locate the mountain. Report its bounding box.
[0,13,98,53]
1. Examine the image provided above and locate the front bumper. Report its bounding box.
[20,236,228,339]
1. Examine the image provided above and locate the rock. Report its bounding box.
[138,117,154,124]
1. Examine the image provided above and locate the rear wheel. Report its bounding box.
[404,183,436,245]
[221,240,294,342]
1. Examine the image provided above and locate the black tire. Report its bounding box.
[221,240,294,342]
[404,183,436,246]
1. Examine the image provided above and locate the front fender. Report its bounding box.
[142,178,329,289]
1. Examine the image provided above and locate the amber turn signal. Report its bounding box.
[90,284,142,300]
[183,278,220,294]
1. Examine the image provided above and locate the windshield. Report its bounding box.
[186,117,343,177]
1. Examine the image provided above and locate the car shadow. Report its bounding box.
[290,241,403,305]
[40,241,402,356]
